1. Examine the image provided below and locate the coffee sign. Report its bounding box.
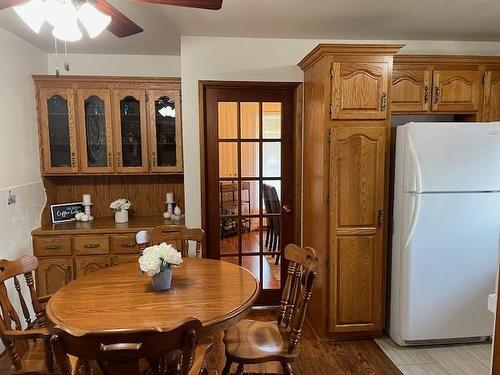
[50,202,84,224]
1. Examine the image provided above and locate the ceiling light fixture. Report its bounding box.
[13,0,46,33]
[14,0,111,42]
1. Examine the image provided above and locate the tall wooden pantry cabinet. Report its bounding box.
[298,44,403,339]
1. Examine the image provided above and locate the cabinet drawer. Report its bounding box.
[111,234,139,254]
[74,236,110,255]
[34,236,72,256]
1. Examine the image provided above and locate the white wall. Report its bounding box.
[47,53,180,76]
[181,36,500,227]
[0,26,47,351]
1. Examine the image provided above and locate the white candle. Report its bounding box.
[166,192,174,203]
[83,194,92,205]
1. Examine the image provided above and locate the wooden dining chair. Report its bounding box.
[222,244,318,375]
[0,255,56,374]
[51,318,213,375]
[136,226,205,258]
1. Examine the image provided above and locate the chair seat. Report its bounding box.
[223,319,295,363]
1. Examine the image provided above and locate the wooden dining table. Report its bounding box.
[46,258,260,337]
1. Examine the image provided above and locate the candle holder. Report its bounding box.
[83,203,94,221]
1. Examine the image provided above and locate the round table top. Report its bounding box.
[46,258,260,337]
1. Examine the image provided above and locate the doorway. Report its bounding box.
[200,82,301,305]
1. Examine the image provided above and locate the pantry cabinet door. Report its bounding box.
[331,62,389,120]
[77,89,114,173]
[36,258,73,296]
[431,69,482,112]
[392,67,431,112]
[483,71,500,121]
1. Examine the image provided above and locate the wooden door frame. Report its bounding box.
[198,80,303,259]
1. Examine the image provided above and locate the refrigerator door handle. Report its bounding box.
[404,132,423,249]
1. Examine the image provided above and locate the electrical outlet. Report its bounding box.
[7,190,16,205]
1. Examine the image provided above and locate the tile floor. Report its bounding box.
[375,336,492,375]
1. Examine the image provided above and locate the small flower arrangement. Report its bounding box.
[110,198,131,212]
[139,242,183,276]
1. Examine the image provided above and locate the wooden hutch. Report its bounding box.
[299,45,500,340]
[31,76,185,296]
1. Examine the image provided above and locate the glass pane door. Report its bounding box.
[148,89,183,173]
[77,89,113,173]
[218,101,284,296]
[113,90,148,173]
[40,88,78,173]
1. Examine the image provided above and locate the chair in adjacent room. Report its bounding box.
[136,226,205,257]
[51,318,213,375]
[0,255,55,374]
[222,244,318,375]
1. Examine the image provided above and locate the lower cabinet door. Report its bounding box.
[37,258,73,296]
[75,256,111,278]
[111,255,139,266]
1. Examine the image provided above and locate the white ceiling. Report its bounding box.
[0,0,499,55]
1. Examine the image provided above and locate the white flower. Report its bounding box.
[110,199,131,212]
[138,242,183,276]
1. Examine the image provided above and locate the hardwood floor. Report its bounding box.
[0,309,401,375]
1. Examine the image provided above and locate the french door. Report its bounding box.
[203,83,298,304]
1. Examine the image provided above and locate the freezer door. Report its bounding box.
[400,192,500,342]
[405,122,500,192]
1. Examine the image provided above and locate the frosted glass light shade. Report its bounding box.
[45,0,78,28]
[13,0,45,33]
[52,23,83,42]
[77,2,111,39]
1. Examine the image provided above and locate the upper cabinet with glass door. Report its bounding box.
[113,90,148,173]
[39,88,79,174]
[148,90,183,173]
[76,89,114,173]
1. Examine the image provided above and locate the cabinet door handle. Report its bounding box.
[71,152,76,168]
[433,87,440,103]
[116,152,121,167]
[64,266,72,283]
[121,242,136,248]
[152,152,157,167]
[423,85,429,104]
[84,243,100,249]
[45,244,60,250]
[380,92,387,111]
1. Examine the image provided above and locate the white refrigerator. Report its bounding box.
[390,122,500,346]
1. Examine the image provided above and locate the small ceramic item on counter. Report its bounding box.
[163,211,171,219]
[80,214,89,222]
[174,205,181,216]
[75,212,84,221]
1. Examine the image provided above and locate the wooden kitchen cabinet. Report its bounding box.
[483,70,500,121]
[112,90,149,173]
[331,61,389,120]
[77,89,114,173]
[392,67,431,112]
[299,44,401,339]
[36,257,73,296]
[75,256,111,278]
[431,69,482,112]
[38,88,79,174]
[329,127,385,333]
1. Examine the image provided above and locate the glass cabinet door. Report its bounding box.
[39,88,78,174]
[77,89,114,173]
[148,90,183,173]
[112,90,148,173]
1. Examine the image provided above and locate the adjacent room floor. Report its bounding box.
[375,336,492,375]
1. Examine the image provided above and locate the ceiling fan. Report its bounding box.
[0,0,223,39]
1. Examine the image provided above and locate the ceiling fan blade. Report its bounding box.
[128,0,223,10]
[0,0,26,10]
[91,0,143,38]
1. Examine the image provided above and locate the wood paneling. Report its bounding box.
[392,67,431,112]
[75,256,111,278]
[77,89,114,173]
[329,127,385,333]
[483,70,500,121]
[431,69,482,112]
[332,61,389,120]
[36,258,73,296]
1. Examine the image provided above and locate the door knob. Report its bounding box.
[282,205,291,213]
